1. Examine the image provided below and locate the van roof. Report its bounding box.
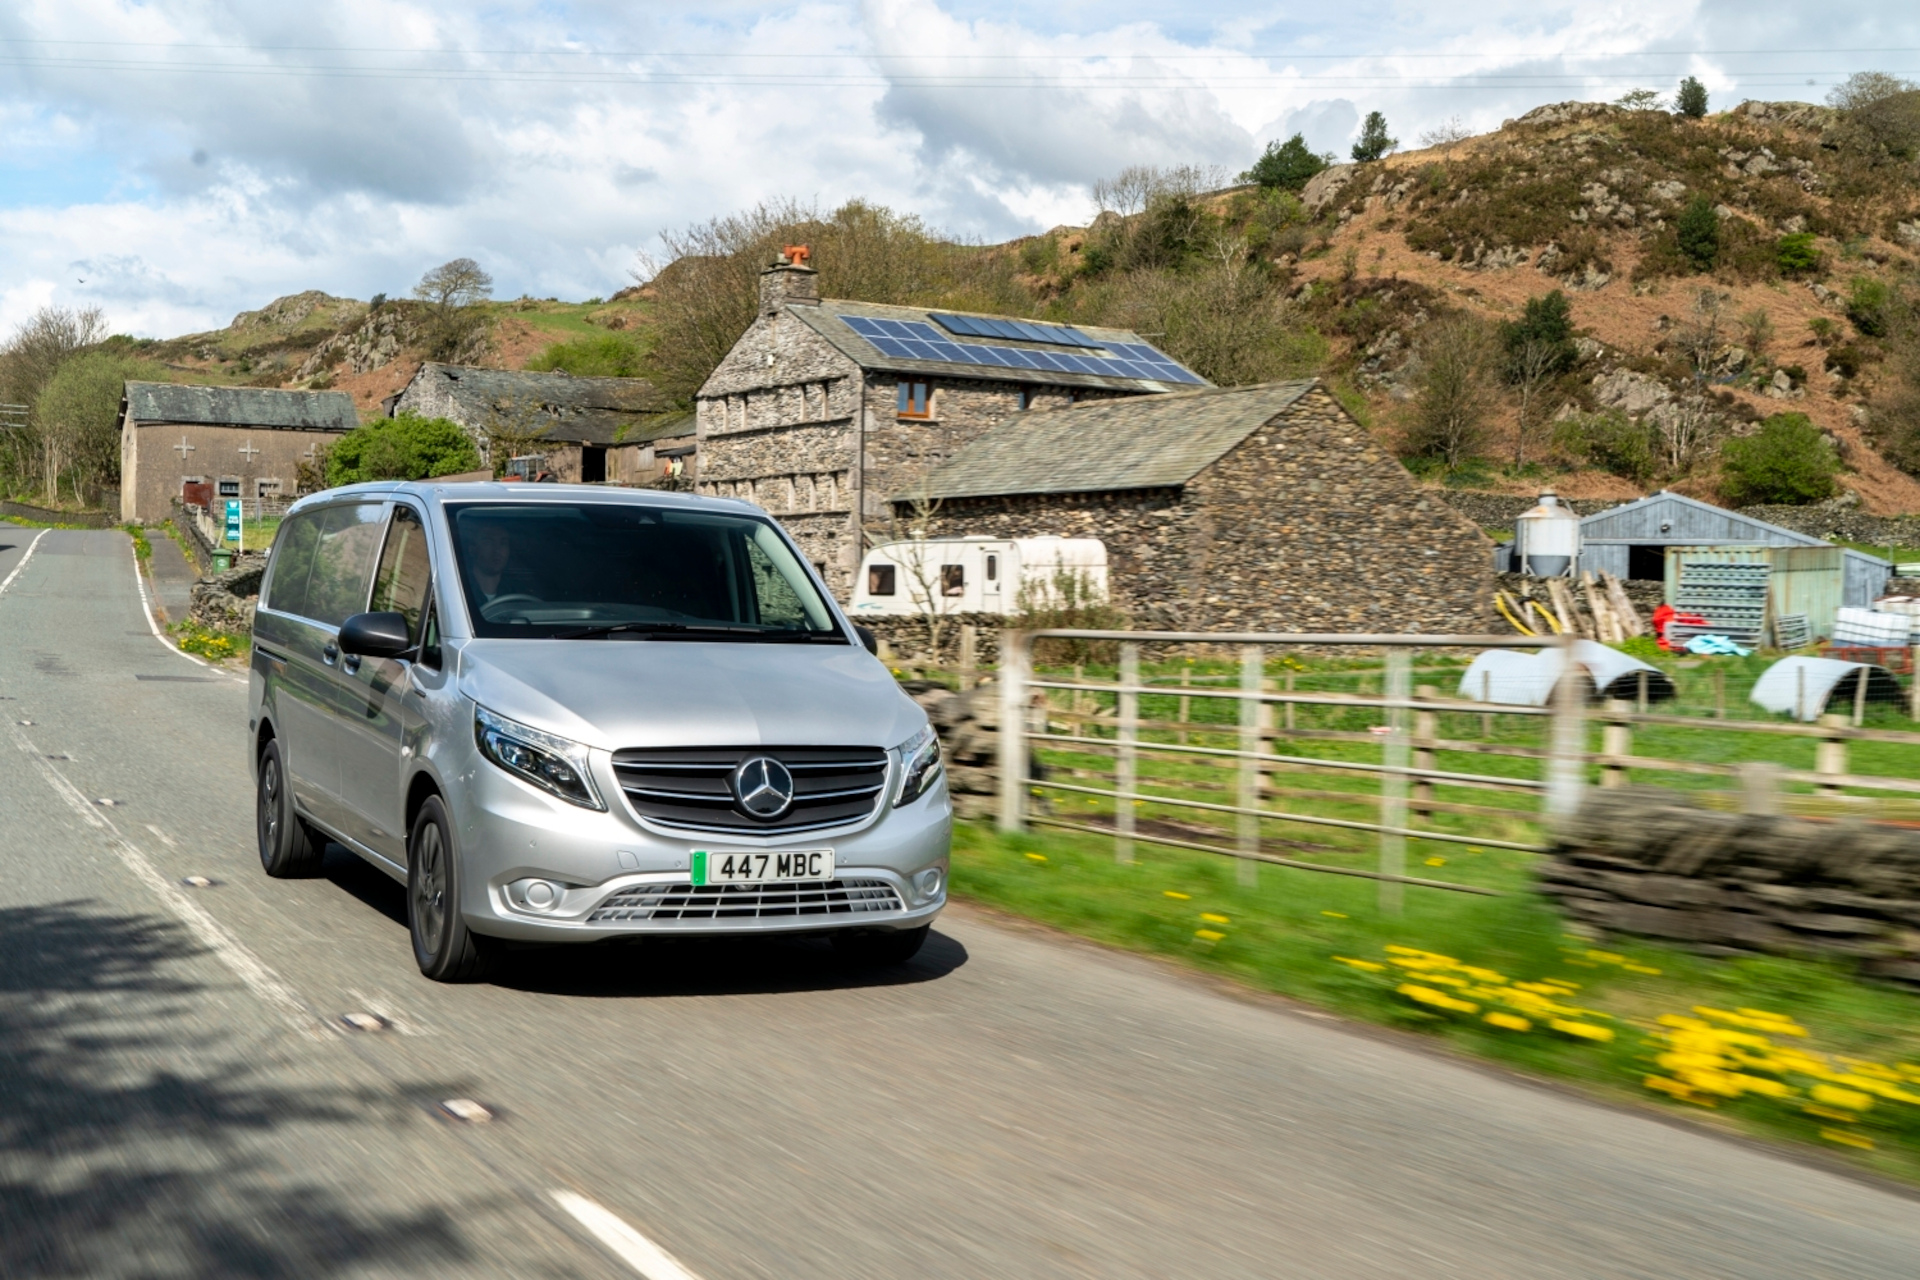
[286,481,760,517]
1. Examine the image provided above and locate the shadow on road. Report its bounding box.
[321,842,408,929]
[0,901,474,1277]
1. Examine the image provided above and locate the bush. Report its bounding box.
[1554,410,1659,484]
[1675,76,1709,119]
[1351,111,1397,163]
[526,332,644,376]
[1400,318,1494,467]
[1242,134,1332,192]
[1498,290,1577,381]
[1719,413,1840,506]
[1849,277,1893,337]
[1776,232,1821,275]
[326,412,482,486]
[1677,196,1720,271]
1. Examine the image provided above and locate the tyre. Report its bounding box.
[408,795,494,982]
[832,924,931,966]
[257,739,325,878]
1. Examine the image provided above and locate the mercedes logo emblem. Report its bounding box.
[732,756,795,820]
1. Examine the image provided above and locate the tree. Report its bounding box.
[1827,71,1918,112]
[1675,76,1709,119]
[30,350,140,504]
[1351,111,1398,163]
[1499,291,1577,377]
[1676,196,1720,271]
[1241,134,1331,192]
[412,258,494,360]
[1416,117,1473,147]
[1826,72,1920,162]
[1402,317,1494,468]
[1615,89,1663,111]
[325,413,480,486]
[1720,413,1840,506]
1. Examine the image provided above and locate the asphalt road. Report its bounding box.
[5,524,1920,1279]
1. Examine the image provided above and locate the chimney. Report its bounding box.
[759,247,819,315]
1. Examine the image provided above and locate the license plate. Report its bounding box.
[692,848,834,886]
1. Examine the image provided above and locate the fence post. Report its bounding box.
[1412,684,1437,820]
[1380,649,1411,915]
[1739,761,1781,816]
[1601,699,1632,789]
[1116,642,1139,865]
[1237,645,1262,887]
[1912,646,1920,722]
[998,631,1030,833]
[958,624,977,692]
[1853,667,1869,728]
[1177,665,1191,744]
[1545,634,1588,825]
[1816,713,1848,796]
[1284,668,1296,731]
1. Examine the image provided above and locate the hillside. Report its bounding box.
[122,94,1920,513]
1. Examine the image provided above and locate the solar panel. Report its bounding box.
[843,312,1201,383]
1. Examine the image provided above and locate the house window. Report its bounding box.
[217,477,241,497]
[941,564,965,597]
[256,478,283,498]
[985,554,998,582]
[1018,388,1037,411]
[897,380,932,419]
[868,564,897,596]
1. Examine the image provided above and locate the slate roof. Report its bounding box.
[910,380,1317,501]
[789,301,1210,394]
[400,363,681,446]
[124,382,359,433]
[1578,490,1826,547]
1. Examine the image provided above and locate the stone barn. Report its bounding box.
[387,362,685,485]
[695,251,1207,594]
[898,380,1496,633]
[119,383,358,523]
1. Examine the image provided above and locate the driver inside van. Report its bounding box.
[463,521,538,608]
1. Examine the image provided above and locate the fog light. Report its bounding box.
[914,868,944,900]
[508,878,563,912]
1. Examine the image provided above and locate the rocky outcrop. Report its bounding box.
[296,306,421,378]
[1544,788,1920,983]
[231,291,365,333]
[1507,101,1624,130]
[1300,164,1357,214]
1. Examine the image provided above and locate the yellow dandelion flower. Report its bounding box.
[1200,913,1230,925]
[1809,1084,1874,1112]
[1622,964,1663,975]
[1334,956,1386,972]
[1424,857,1446,867]
[1163,890,1192,900]
[1484,1012,1531,1032]
[1467,847,1483,854]
[1804,1105,1861,1122]
[1195,929,1225,943]
[1025,853,1048,863]
[1585,949,1627,963]
[1397,983,1478,1014]
[1548,1019,1615,1043]
[1819,1127,1875,1150]
[1726,1074,1793,1098]
[1321,910,1347,919]
[1644,1075,1700,1102]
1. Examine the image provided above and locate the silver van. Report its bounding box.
[248,482,949,980]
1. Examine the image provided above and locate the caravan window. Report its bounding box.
[985,554,998,582]
[868,564,896,596]
[941,564,965,597]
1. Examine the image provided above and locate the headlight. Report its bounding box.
[474,705,605,810]
[893,723,942,807]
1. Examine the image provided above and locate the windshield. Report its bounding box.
[446,502,843,640]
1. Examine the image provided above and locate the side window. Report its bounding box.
[418,596,443,670]
[304,503,389,628]
[370,506,433,644]
[867,564,896,596]
[744,536,811,628]
[941,564,965,597]
[265,511,324,618]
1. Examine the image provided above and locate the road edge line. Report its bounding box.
[0,527,49,597]
[550,1190,703,1280]
[127,531,245,683]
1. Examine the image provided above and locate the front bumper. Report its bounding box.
[446,751,952,942]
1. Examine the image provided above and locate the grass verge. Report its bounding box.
[951,817,1920,1183]
[169,620,247,663]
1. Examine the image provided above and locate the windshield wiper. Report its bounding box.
[551,621,848,642]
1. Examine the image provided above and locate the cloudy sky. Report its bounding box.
[1,0,1914,338]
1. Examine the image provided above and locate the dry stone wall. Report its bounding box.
[1544,788,1920,984]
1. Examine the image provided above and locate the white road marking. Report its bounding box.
[0,527,49,597]
[126,531,245,682]
[550,1190,704,1280]
[9,723,329,1040]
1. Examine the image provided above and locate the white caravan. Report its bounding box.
[850,536,1109,617]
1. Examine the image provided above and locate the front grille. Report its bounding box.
[612,746,889,835]
[588,878,904,923]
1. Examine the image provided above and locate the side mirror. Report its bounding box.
[339,611,414,659]
[854,625,879,656]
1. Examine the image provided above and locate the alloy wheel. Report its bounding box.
[413,822,446,952]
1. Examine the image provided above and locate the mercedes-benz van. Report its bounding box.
[247,482,949,980]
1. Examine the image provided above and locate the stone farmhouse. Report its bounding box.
[119,383,358,523]
[902,380,1496,633]
[695,253,1208,593]
[388,363,688,485]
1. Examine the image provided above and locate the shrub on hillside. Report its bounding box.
[1776,232,1821,275]
[1849,277,1894,338]
[1677,196,1720,271]
[1241,134,1332,192]
[1400,317,1494,467]
[1498,290,1577,380]
[527,332,644,377]
[1351,112,1397,163]
[1553,410,1660,485]
[1719,413,1840,506]
[326,413,481,486]
[1675,76,1709,120]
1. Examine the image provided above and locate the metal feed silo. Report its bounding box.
[1515,490,1580,578]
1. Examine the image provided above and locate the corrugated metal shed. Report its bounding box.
[910,381,1315,501]
[124,382,358,432]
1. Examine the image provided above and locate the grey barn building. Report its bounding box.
[388,363,687,485]
[695,252,1208,596]
[119,383,358,523]
[1501,491,1891,607]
